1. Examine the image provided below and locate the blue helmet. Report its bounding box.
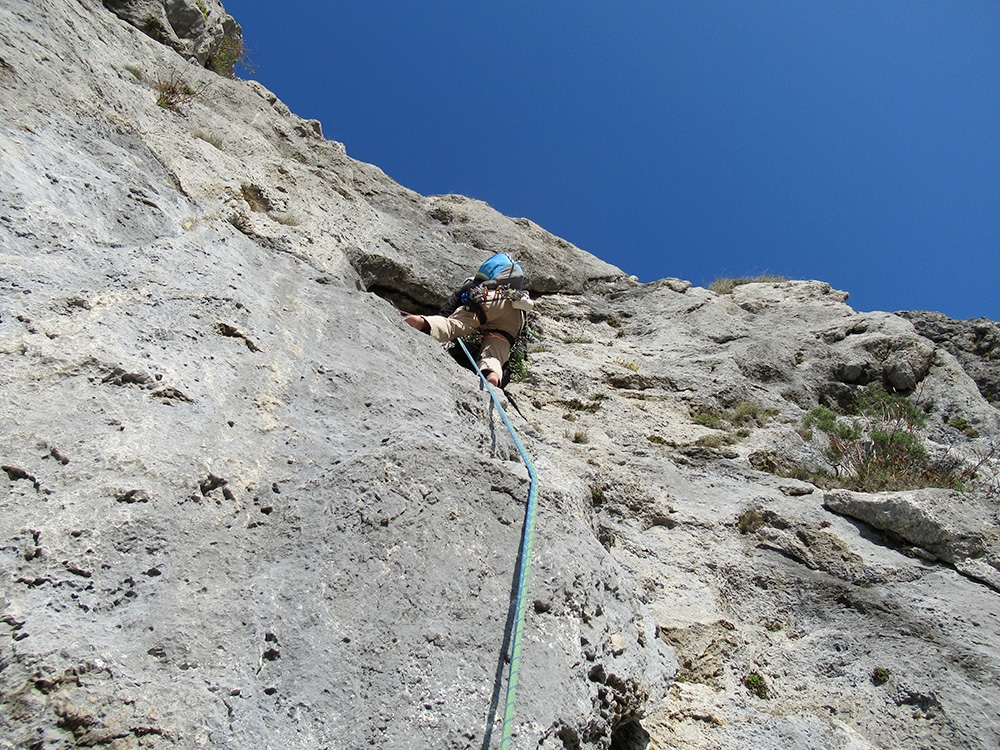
[474,253,524,289]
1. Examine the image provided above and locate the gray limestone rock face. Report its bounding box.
[421,194,631,296]
[0,2,665,748]
[102,0,242,73]
[344,192,633,313]
[823,488,1000,591]
[525,280,1000,748]
[2,1,1000,749]
[898,310,1000,405]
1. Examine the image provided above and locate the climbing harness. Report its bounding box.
[457,338,539,750]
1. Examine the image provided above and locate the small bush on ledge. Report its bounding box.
[154,73,198,112]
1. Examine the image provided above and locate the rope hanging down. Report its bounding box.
[456,339,539,750]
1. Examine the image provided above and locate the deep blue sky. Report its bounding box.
[223,1,999,321]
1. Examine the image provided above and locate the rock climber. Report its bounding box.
[403,253,532,388]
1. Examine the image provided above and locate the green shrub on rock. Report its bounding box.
[802,384,958,492]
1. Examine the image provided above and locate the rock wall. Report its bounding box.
[2,2,999,749]
[101,0,243,74]
[898,310,1000,406]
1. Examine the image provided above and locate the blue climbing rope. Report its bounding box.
[456,339,539,750]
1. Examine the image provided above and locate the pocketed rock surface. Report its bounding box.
[1,2,999,749]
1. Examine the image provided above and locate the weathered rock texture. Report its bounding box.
[101,0,242,74]
[2,2,1000,749]
[898,310,1000,406]
[823,489,1000,592]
